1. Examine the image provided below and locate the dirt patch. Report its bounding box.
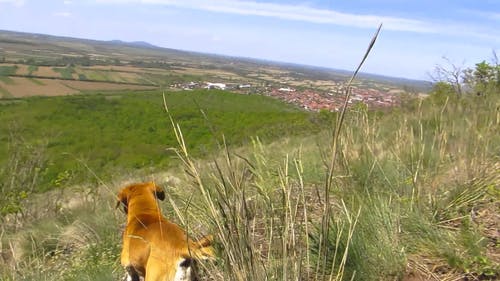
[402,272,428,281]
[0,76,158,98]
[13,64,30,75]
[0,77,77,97]
[0,84,12,98]
[33,66,61,78]
[116,71,142,83]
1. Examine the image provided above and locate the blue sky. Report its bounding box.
[0,0,499,80]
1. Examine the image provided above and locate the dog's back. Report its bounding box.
[117,182,214,281]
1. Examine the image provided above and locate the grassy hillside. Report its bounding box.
[0,85,498,281]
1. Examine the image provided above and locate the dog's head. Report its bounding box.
[116,182,165,214]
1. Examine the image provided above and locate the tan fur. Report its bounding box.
[117,182,214,281]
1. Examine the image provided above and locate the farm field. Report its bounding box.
[0,30,430,102]
[0,76,156,97]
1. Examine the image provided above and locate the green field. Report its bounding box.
[52,66,75,79]
[0,65,18,76]
[0,89,322,191]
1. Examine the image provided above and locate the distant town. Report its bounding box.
[170,81,401,112]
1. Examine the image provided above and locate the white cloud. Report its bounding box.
[64,0,73,4]
[96,0,431,32]
[94,0,499,42]
[0,0,25,6]
[464,10,500,21]
[54,11,72,17]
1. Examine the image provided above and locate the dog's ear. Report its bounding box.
[155,190,165,201]
[151,183,165,201]
[154,188,165,201]
[116,190,129,214]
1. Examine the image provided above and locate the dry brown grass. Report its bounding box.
[0,77,156,97]
[33,66,62,77]
[13,64,30,75]
[0,77,77,97]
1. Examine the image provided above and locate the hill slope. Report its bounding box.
[0,87,498,281]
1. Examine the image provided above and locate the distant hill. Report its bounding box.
[356,72,432,91]
[108,39,158,49]
[0,29,431,92]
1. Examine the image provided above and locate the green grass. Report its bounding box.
[140,72,203,86]
[0,65,18,76]
[52,66,75,79]
[84,70,112,81]
[0,76,15,84]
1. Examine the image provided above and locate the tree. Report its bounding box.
[429,57,465,97]
[429,81,456,105]
[463,59,500,96]
[474,61,495,83]
[431,54,500,97]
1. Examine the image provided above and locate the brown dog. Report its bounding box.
[116,182,214,281]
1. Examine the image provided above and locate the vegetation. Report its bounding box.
[0,65,17,84]
[432,56,500,98]
[27,65,38,76]
[0,89,319,192]
[52,66,76,79]
[0,58,498,281]
[0,65,18,76]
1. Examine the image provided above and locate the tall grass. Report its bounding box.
[159,26,385,281]
[159,80,498,281]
